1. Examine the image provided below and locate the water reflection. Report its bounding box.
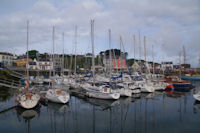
[0,81,200,133]
[0,86,14,101]
[193,101,200,114]
[15,105,40,122]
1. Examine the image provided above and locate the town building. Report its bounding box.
[16,58,33,67]
[99,49,128,70]
[0,52,13,67]
[161,61,173,70]
[28,59,53,70]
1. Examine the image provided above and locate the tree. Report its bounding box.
[26,50,39,59]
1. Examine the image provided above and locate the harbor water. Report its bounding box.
[0,81,200,133]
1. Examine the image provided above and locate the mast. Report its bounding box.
[69,52,73,76]
[109,29,112,77]
[91,19,95,79]
[199,54,200,68]
[183,45,186,72]
[183,45,186,64]
[119,36,122,73]
[133,35,136,62]
[52,26,55,76]
[144,36,147,74]
[139,31,141,63]
[62,32,65,76]
[162,44,165,75]
[152,45,155,74]
[26,20,29,87]
[179,51,182,80]
[112,49,117,73]
[74,25,77,75]
[144,36,146,63]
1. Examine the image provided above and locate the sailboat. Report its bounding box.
[82,20,120,100]
[15,21,40,109]
[139,36,155,93]
[45,26,70,104]
[166,51,191,92]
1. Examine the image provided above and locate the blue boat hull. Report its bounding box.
[181,76,200,80]
[173,83,191,92]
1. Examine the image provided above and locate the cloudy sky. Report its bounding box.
[0,0,200,67]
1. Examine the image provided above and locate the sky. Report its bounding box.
[0,0,200,67]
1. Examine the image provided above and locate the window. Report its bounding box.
[2,56,4,59]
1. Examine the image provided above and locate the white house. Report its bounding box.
[28,59,53,70]
[0,52,13,67]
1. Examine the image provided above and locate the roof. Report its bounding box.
[0,52,13,56]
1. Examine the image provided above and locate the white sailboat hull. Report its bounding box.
[46,89,70,104]
[140,83,155,93]
[131,88,141,94]
[193,93,200,101]
[87,91,120,100]
[17,92,40,109]
[112,88,132,97]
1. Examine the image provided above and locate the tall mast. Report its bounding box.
[144,36,146,63]
[112,49,117,73]
[139,31,141,63]
[52,26,55,76]
[62,32,65,76]
[162,44,165,75]
[133,34,136,61]
[179,51,182,80]
[152,45,155,74]
[199,54,200,68]
[183,45,186,72]
[183,45,186,64]
[74,25,77,75]
[26,20,29,84]
[91,19,95,78]
[69,53,73,76]
[144,36,147,74]
[109,29,112,76]
[119,36,122,73]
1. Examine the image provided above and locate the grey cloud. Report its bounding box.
[0,0,200,67]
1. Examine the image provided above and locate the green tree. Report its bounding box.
[26,50,39,59]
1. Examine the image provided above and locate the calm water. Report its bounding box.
[0,81,200,133]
